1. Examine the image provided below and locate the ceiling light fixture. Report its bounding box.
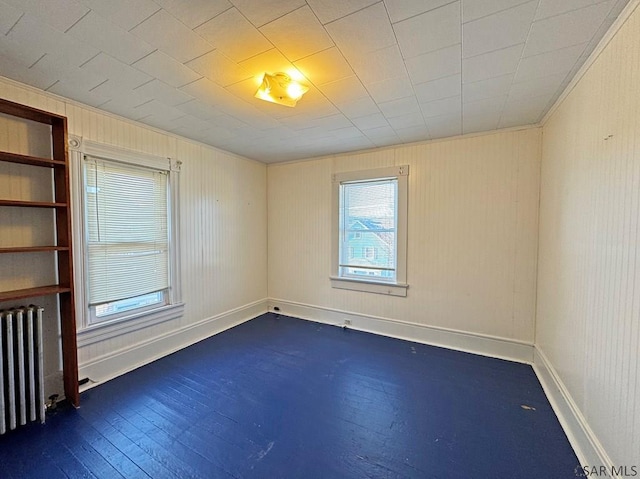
[254,72,309,107]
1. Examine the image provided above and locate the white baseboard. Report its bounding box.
[78,299,268,391]
[532,347,613,470]
[268,298,534,364]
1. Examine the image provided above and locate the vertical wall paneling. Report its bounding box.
[537,3,640,467]
[268,128,542,348]
[1,76,268,392]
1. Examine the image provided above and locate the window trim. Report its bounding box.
[69,137,183,332]
[330,165,409,297]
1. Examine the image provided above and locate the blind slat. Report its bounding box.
[339,178,398,277]
[85,157,169,305]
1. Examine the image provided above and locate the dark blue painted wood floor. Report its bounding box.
[0,313,580,478]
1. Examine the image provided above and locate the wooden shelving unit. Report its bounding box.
[0,98,79,407]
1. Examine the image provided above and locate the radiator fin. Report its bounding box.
[1,306,45,434]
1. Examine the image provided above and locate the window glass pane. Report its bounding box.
[85,157,169,307]
[95,291,165,318]
[339,178,397,280]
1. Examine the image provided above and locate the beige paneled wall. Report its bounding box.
[268,128,541,343]
[537,4,640,466]
[0,77,268,393]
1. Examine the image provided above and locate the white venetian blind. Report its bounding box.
[339,178,397,278]
[84,156,169,305]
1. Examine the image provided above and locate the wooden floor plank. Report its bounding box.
[0,313,580,478]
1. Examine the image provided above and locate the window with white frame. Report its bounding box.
[331,165,409,297]
[83,155,177,324]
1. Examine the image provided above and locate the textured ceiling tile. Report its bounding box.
[260,6,333,61]
[195,8,273,62]
[351,112,390,130]
[499,95,550,127]
[130,9,214,63]
[350,45,407,85]
[175,99,223,121]
[463,111,501,134]
[337,96,380,118]
[462,74,513,102]
[318,75,369,104]
[414,74,462,103]
[133,99,185,122]
[3,14,98,68]
[179,77,236,109]
[394,125,430,143]
[406,44,462,84]
[67,11,154,65]
[46,70,111,107]
[329,126,365,140]
[294,47,354,86]
[0,0,629,163]
[386,112,425,129]
[462,95,507,116]
[238,48,299,80]
[81,52,152,90]
[153,0,231,29]
[366,75,414,104]
[463,1,537,58]
[424,113,462,138]
[420,95,462,118]
[362,124,398,139]
[0,1,22,35]
[133,79,194,106]
[463,43,523,83]
[523,2,615,57]
[325,3,396,58]
[535,0,612,21]
[0,28,55,68]
[386,0,457,24]
[224,76,266,105]
[207,114,250,130]
[166,114,210,134]
[132,50,202,88]
[514,43,587,82]
[98,91,150,117]
[0,53,56,90]
[507,72,567,101]
[186,50,252,86]
[2,0,89,32]
[378,95,421,118]
[28,52,95,87]
[462,0,532,23]
[394,2,461,59]
[77,0,160,31]
[306,0,378,25]
[232,0,306,27]
[395,126,431,142]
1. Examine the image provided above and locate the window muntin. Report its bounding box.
[84,157,171,324]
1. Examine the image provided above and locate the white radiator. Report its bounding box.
[1,306,45,434]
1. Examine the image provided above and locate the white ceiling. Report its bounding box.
[0,0,630,163]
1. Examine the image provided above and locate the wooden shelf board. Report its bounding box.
[0,199,67,208]
[0,150,65,167]
[0,285,71,302]
[0,246,69,254]
[0,98,64,125]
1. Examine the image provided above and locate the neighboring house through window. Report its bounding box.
[331,165,409,297]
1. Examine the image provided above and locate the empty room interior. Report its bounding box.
[0,0,639,477]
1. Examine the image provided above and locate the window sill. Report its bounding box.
[77,302,185,347]
[330,276,408,297]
